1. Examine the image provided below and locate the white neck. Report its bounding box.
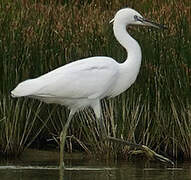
[108,21,142,97]
[113,21,142,69]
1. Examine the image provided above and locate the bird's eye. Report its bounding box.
[134,15,138,21]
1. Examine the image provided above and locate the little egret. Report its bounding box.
[11,8,171,171]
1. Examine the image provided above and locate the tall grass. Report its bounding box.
[0,97,46,156]
[0,0,191,160]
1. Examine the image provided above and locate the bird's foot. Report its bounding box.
[128,145,174,165]
[141,145,174,165]
[106,136,174,166]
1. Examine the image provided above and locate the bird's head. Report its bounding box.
[110,8,167,29]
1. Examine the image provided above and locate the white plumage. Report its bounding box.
[11,8,165,169]
[12,55,139,110]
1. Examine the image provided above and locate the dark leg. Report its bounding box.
[59,109,76,179]
[92,101,174,165]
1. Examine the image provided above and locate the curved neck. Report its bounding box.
[113,21,142,67]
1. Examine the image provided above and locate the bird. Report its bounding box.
[11,8,167,170]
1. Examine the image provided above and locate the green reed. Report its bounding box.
[0,0,190,160]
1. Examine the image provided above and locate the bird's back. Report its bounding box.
[11,56,119,109]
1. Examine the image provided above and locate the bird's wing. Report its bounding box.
[30,57,119,99]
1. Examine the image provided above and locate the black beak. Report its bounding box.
[135,15,167,29]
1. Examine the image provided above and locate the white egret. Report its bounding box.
[11,7,171,171]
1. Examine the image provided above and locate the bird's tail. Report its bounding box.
[11,79,41,97]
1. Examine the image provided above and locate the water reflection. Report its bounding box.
[0,150,190,180]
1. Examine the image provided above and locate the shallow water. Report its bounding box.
[0,150,190,180]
